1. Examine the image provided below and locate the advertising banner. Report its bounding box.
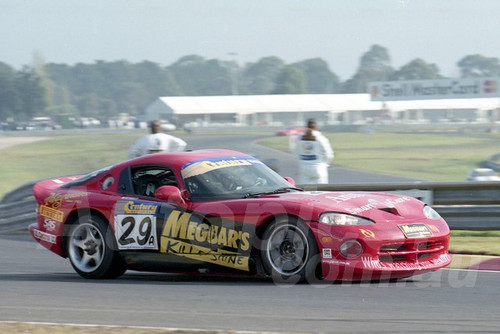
[369,78,500,101]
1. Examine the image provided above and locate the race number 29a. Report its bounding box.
[115,214,158,250]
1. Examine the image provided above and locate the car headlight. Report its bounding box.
[423,205,441,220]
[319,213,374,226]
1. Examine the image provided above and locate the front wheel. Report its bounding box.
[67,214,126,279]
[260,216,319,283]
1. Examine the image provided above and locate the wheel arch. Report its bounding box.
[255,213,303,242]
[253,213,306,271]
[61,208,111,257]
[255,213,322,281]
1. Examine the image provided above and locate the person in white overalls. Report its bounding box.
[295,119,334,184]
[129,120,187,158]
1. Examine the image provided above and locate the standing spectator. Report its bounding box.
[129,120,187,158]
[295,118,334,184]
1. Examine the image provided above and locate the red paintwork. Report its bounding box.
[29,149,450,281]
[275,126,305,136]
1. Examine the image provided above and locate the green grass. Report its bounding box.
[0,132,140,197]
[259,131,500,181]
[450,230,500,256]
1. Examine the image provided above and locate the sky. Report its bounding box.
[1,0,500,80]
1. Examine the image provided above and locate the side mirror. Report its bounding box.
[284,176,296,186]
[155,185,186,205]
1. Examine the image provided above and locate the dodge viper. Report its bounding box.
[29,149,450,283]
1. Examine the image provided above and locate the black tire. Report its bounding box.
[260,216,319,283]
[67,214,126,279]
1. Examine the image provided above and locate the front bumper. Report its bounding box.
[311,222,451,281]
[321,252,451,281]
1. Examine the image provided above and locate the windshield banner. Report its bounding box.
[181,156,263,178]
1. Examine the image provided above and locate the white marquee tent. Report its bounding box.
[144,94,500,125]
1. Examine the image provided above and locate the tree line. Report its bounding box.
[1,44,500,123]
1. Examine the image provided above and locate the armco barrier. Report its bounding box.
[1,181,36,204]
[301,181,500,205]
[1,180,499,233]
[0,181,38,233]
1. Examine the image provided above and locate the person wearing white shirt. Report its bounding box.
[129,120,187,158]
[295,119,334,184]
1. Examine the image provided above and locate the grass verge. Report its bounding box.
[449,230,500,256]
[259,131,500,181]
[0,322,215,334]
[0,132,139,198]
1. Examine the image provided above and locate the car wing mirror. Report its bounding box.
[284,176,296,186]
[155,185,186,205]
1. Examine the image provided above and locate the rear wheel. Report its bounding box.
[67,214,126,279]
[260,216,319,283]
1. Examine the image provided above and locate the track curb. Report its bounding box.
[449,254,500,271]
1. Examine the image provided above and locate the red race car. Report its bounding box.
[275,126,305,136]
[29,149,450,283]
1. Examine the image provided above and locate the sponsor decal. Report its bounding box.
[398,223,432,238]
[115,214,158,250]
[161,237,249,271]
[114,200,160,250]
[181,156,263,178]
[360,229,375,238]
[324,193,367,204]
[33,229,57,244]
[159,209,251,271]
[427,224,440,233]
[322,248,332,259]
[39,205,64,223]
[345,196,411,215]
[43,218,57,232]
[323,259,351,266]
[44,192,88,209]
[123,201,158,215]
[361,253,450,270]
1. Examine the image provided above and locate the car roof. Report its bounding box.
[120,149,253,171]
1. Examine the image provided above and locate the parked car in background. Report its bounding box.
[466,168,500,181]
[275,126,305,136]
[160,120,176,131]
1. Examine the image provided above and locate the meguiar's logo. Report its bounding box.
[160,209,251,271]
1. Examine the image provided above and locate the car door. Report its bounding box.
[113,164,179,252]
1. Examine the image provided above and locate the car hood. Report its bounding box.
[276,191,421,219]
[193,191,426,224]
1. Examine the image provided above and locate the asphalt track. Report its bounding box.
[1,133,499,333]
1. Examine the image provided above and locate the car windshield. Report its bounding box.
[181,156,295,200]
